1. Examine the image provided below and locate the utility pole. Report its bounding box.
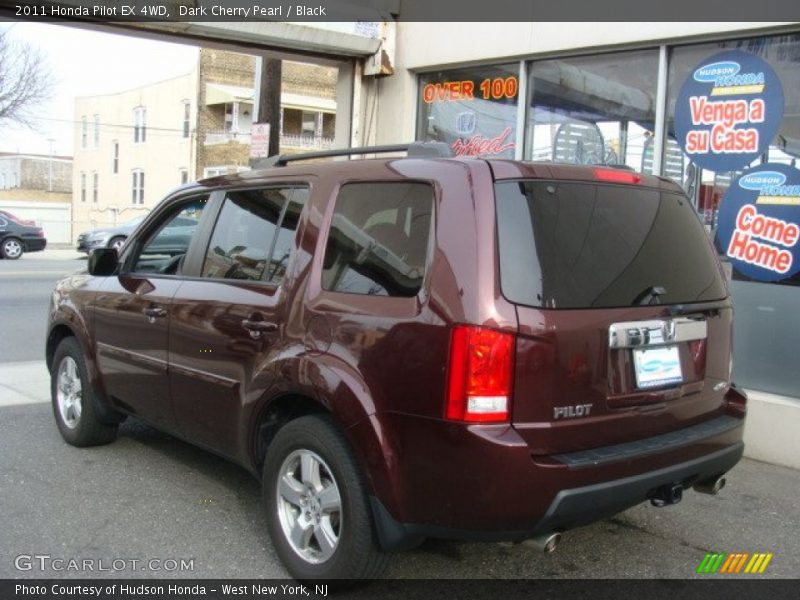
[256,57,282,156]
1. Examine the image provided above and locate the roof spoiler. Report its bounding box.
[254,142,453,168]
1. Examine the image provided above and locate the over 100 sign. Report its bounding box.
[675,50,784,173]
[717,164,800,282]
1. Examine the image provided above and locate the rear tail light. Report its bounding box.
[445,325,514,423]
[593,168,641,184]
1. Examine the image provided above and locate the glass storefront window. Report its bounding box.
[416,63,519,158]
[524,49,659,171]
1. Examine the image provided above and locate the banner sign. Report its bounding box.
[674,50,784,172]
[716,164,800,282]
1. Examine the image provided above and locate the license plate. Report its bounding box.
[633,345,683,389]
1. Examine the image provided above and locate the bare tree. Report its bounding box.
[0,29,52,128]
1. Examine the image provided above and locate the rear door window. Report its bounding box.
[202,187,308,284]
[495,180,727,308]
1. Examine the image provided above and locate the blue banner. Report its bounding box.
[675,50,784,173]
[716,164,800,282]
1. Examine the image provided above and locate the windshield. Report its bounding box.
[495,180,728,309]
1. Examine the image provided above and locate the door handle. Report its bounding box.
[143,306,167,323]
[241,317,277,339]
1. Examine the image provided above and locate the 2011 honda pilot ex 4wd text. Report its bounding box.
[46,143,746,581]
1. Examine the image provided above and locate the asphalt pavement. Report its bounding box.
[0,251,798,580]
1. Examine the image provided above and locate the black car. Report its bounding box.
[0,210,47,259]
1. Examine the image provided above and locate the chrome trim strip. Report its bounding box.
[608,317,707,349]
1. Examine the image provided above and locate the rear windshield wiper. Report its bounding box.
[633,285,667,306]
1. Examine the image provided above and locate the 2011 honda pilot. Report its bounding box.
[46,143,746,581]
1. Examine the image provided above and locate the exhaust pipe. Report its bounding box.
[693,476,726,495]
[523,532,561,553]
[651,483,683,507]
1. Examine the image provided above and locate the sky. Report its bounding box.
[0,22,199,156]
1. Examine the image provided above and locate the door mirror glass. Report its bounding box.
[88,248,119,276]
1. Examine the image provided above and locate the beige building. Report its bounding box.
[72,49,337,238]
[73,72,197,237]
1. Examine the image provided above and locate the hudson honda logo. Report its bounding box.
[675,50,784,172]
[693,60,766,94]
[717,164,800,282]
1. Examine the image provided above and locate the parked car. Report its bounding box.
[0,209,36,226]
[0,210,46,259]
[45,143,746,581]
[76,215,152,253]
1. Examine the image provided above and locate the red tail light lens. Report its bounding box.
[445,325,514,423]
[593,168,641,184]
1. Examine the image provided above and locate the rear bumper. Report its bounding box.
[371,440,743,551]
[23,238,46,252]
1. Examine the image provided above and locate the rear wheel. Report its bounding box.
[1,237,23,259]
[51,337,117,446]
[263,415,389,582]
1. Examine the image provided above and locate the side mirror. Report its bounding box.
[88,247,119,276]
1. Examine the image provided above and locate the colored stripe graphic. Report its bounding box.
[699,552,773,574]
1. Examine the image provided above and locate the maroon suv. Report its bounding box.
[46,143,745,580]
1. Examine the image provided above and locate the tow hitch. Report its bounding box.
[651,483,683,507]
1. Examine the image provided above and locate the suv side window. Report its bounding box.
[131,197,207,274]
[322,182,433,297]
[201,187,308,284]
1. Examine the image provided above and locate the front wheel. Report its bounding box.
[109,236,126,251]
[1,237,23,259]
[51,337,117,446]
[263,415,389,582]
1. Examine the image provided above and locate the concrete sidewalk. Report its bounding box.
[0,361,50,407]
[32,247,86,261]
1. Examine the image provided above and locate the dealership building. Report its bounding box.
[363,21,800,467]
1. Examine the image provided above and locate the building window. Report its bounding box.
[301,111,317,137]
[81,116,88,149]
[133,107,146,143]
[93,114,100,148]
[182,101,190,138]
[179,168,188,184]
[92,172,98,203]
[417,63,519,158]
[132,169,144,205]
[112,141,119,174]
[80,173,86,202]
[525,50,659,171]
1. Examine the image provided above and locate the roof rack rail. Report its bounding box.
[255,141,453,168]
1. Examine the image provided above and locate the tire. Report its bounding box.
[263,414,389,582]
[108,236,126,251]
[1,237,23,259]
[51,337,117,447]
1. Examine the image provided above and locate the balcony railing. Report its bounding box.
[280,134,335,150]
[203,131,335,150]
[204,131,251,145]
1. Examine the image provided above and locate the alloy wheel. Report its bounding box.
[3,239,22,259]
[56,356,83,429]
[276,449,342,564]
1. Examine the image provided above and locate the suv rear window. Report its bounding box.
[495,180,727,309]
